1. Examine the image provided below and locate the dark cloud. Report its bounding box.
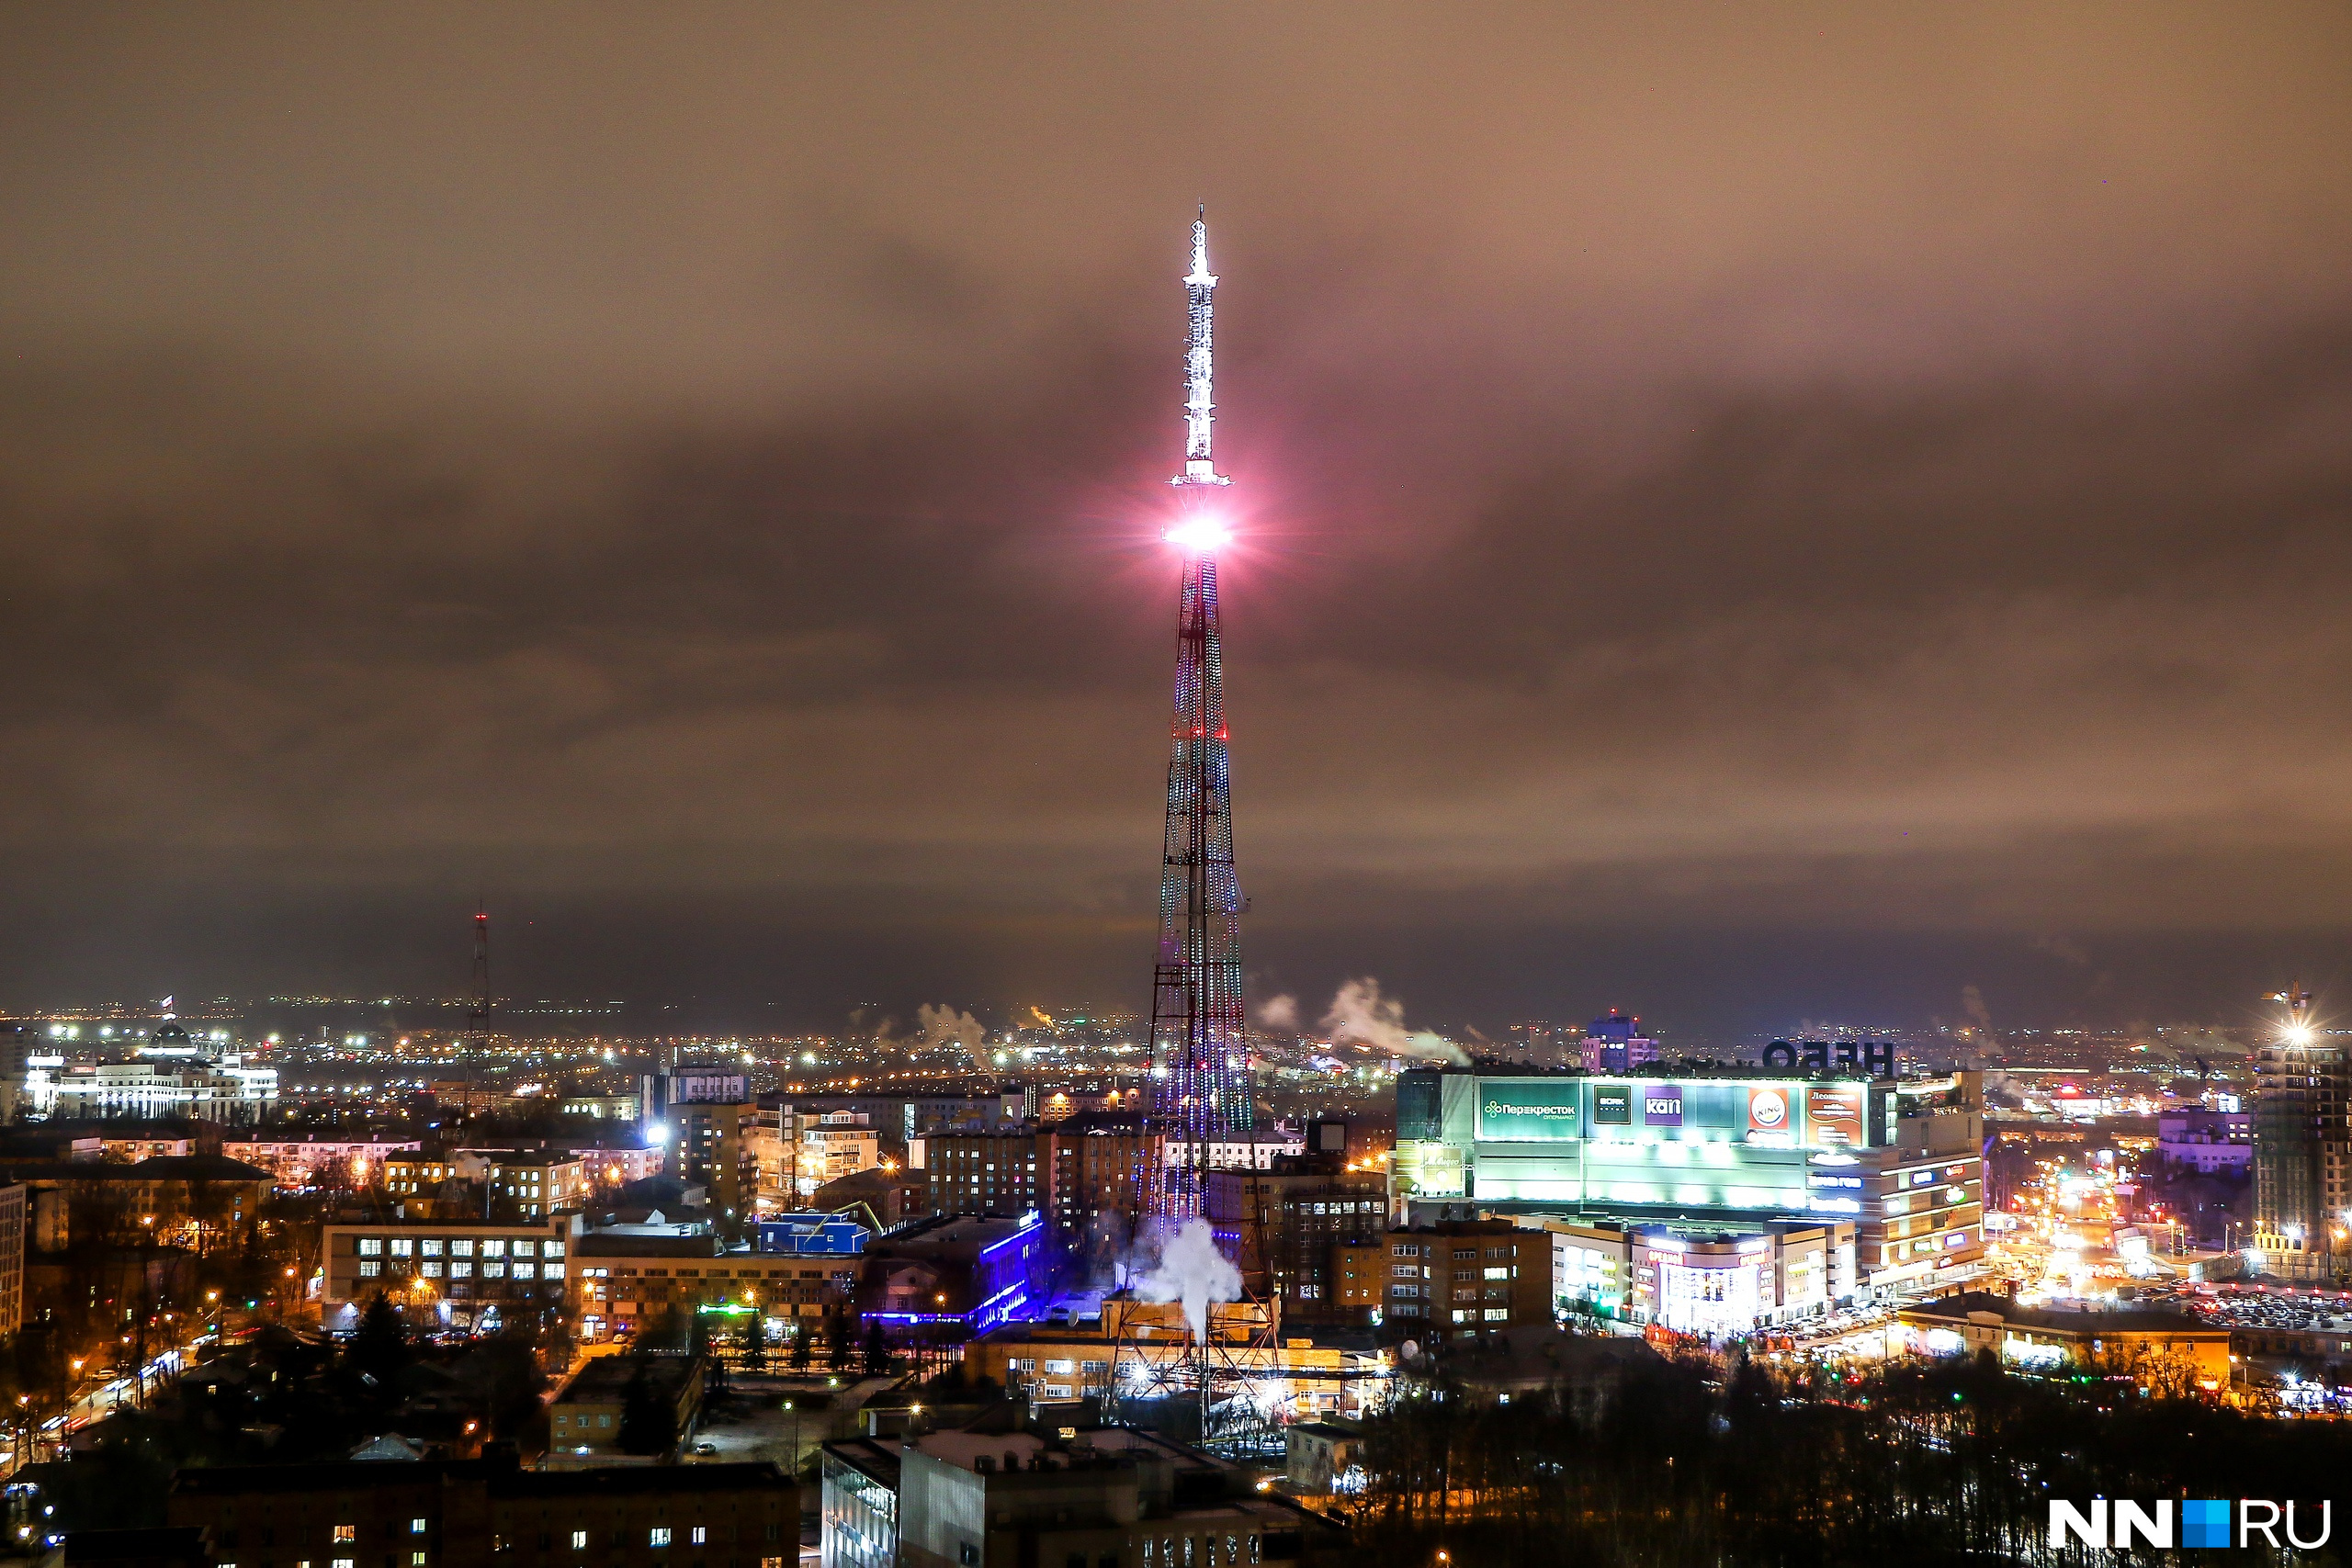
[1,5,2350,1035]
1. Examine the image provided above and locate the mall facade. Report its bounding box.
[1391,1062,1986,1324]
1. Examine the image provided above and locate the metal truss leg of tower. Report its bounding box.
[1149,550,1251,1219]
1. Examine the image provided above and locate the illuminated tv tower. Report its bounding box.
[1150,209,1253,1218]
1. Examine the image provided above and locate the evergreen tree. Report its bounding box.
[825,1309,854,1373]
[348,1291,411,1383]
[742,1309,768,1372]
[862,1320,890,1376]
[788,1321,813,1373]
[616,1356,677,1456]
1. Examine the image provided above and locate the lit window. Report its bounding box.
[691,1529,707,1546]
[334,1529,356,1544]
[650,1529,672,1548]
[413,1556,425,1566]
[572,1534,589,1551]
[358,1261,380,1278]
[411,1521,426,1536]
[390,1239,413,1258]
[357,1239,382,1258]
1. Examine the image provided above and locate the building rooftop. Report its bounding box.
[489,1461,786,1497]
[574,1232,723,1258]
[1902,1290,2222,1337]
[554,1353,701,1405]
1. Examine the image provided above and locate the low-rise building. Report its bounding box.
[488,1151,589,1218]
[321,1214,576,1333]
[2158,1110,2254,1174]
[1283,1421,1364,1497]
[548,1353,707,1462]
[560,1094,641,1122]
[1512,1215,1858,1333]
[838,1425,1342,1568]
[222,1136,424,1188]
[1896,1291,2231,1387]
[571,1234,854,1344]
[383,1152,464,1200]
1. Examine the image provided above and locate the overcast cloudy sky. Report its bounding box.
[4,5,2351,1039]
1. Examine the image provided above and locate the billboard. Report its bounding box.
[1592,1085,1633,1125]
[1642,1084,1685,1128]
[1806,1085,1864,1146]
[1476,1080,1586,1141]
[1746,1086,1795,1145]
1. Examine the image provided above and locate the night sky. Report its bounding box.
[5,6,2352,1041]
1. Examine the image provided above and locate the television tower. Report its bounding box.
[467,902,492,1051]
[1150,209,1253,1219]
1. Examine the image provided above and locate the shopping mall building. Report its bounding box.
[1390,1062,1985,1328]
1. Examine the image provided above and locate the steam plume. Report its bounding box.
[883,1003,991,1071]
[1320,976,1468,1066]
[1133,1217,1241,1342]
[1254,994,1298,1031]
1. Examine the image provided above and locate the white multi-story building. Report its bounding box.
[33,1056,277,1122]
[1162,1126,1306,1173]
[223,1135,424,1185]
[797,1112,880,1198]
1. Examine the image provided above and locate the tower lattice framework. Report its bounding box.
[1151,212,1253,1218]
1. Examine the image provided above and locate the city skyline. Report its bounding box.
[5,8,2352,1037]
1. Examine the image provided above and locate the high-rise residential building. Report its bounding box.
[670,1100,759,1222]
[1381,1219,1550,1338]
[0,1182,23,1337]
[1204,1154,1389,1325]
[2253,1033,2352,1280]
[910,1125,1041,1219]
[908,1118,1168,1250]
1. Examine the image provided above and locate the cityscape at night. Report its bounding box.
[5,6,2352,1565]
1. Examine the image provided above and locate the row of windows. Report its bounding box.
[356,1259,559,1280]
[356,1237,565,1258]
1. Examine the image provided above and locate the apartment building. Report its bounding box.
[1204,1155,1387,1325]
[321,1215,576,1331]
[167,1458,793,1568]
[1381,1219,1550,1338]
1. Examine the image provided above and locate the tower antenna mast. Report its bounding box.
[468,900,492,1053]
[1150,209,1252,1225]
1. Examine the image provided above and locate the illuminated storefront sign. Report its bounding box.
[1476,1082,1584,1142]
[1805,1085,1864,1146]
[1746,1086,1793,1145]
[1592,1085,1632,1125]
[1643,1085,1684,1127]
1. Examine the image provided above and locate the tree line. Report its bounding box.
[1344,1350,2352,1567]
